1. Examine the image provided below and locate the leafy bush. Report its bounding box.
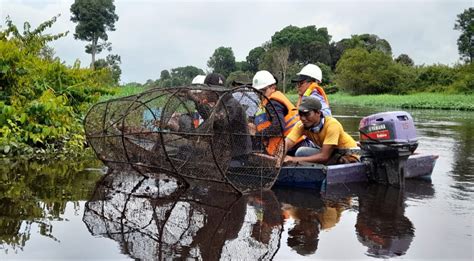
[415,64,457,91]
[0,16,116,158]
[449,63,474,94]
[335,48,404,95]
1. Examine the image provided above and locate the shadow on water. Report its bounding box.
[83,168,284,260]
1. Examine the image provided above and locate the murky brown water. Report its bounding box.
[1,105,473,260]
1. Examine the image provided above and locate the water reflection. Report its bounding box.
[0,157,103,254]
[324,180,434,258]
[355,185,414,257]
[1,105,471,259]
[83,168,283,260]
[450,117,474,195]
[273,187,351,256]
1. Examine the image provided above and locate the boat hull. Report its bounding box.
[275,154,438,190]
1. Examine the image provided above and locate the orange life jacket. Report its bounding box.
[296,82,330,108]
[254,91,299,155]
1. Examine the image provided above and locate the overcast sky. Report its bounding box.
[1,0,471,83]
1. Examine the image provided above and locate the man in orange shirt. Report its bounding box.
[284,96,360,165]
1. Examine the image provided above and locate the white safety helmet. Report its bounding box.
[296,64,322,82]
[191,75,206,84]
[252,70,276,90]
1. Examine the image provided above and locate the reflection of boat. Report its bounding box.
[271,180,434,258]
[277,111,438,190]
[356,185,415,258]
[83,168,283,260]
[322,180,434,258]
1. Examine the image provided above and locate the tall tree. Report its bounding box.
[160,70,171,80]
[454,8,473,63]
[273,47,290,93]
[170,65,205,80]
[395,54,414,66]
[336,48,404,95]
[246,47,266,73]
[330,34,392,69]
[70,0,119,69]
[270,25,332,65]
[207,47,236,77]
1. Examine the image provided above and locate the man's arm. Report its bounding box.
[284,144,335,165]
[284,137,296,154]
[284,122,304,153]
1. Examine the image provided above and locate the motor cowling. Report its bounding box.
[359,111,418,187]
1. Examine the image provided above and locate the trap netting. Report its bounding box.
[84,85,285,193]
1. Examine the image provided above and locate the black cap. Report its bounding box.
[298,96,322,112]
[291,74,313,83]
[204,73,226,86]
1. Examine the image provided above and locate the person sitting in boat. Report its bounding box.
[198,73,252,166]
[284,96,360,165]
[293,64,332,117]
[247,70,300,155]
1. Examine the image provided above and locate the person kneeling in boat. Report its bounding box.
[247,70,300,156]
[284,96,360,165]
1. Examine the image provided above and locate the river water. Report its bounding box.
[0,105,473,260]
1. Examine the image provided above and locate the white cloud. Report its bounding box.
[1,0,471,83]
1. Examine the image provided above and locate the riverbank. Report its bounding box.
[287,92,474,111]
[108,86,473,111]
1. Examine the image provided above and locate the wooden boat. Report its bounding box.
[275,153,438,190]
[275,110,439,190]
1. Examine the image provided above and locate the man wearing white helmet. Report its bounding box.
[292,64,332,116]
[249,70,300,155]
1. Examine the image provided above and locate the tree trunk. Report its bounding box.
[90,37,97,69]
[273,47,290,93]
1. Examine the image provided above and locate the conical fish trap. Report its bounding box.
[84,85,285,193]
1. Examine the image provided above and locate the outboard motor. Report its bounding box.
[359,111,418,187]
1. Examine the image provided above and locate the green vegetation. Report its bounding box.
[148,9,472,98]
[207,47,236,77]
[0,15,116,158]
[98,82,147,101]
[335,49,473,95]
[285,93,474,111]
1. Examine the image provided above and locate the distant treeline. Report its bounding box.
[140,10,473,95]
